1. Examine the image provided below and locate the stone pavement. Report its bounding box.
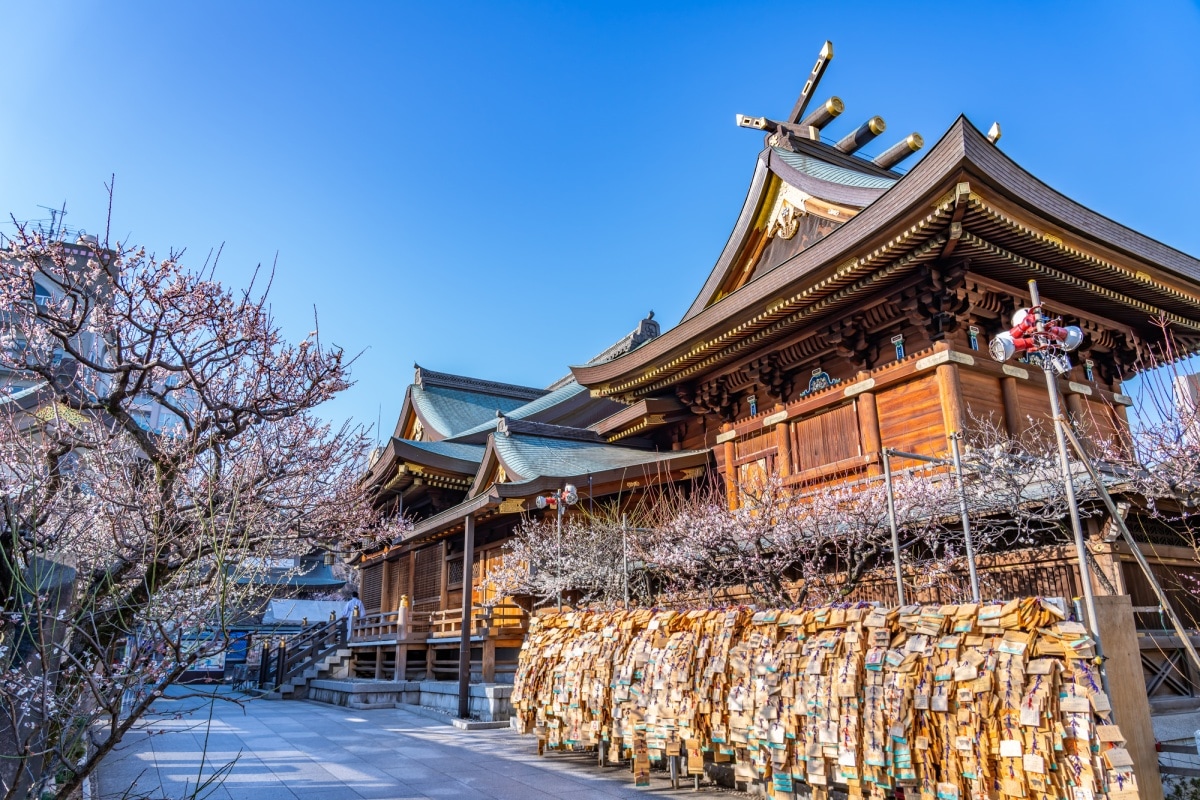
[95,687,730,799]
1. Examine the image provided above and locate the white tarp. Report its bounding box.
[263,599,343,625]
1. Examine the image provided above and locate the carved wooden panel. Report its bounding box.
[789,403,860,474]
[877,375,946,464]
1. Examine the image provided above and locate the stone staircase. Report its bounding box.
[266,646,353,700]
[260,618,351,700]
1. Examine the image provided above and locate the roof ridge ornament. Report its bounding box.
[735,40,923,170]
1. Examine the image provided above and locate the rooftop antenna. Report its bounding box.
[36,202,67,240]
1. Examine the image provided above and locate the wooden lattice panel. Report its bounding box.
[789,402,859,473]
[360,561,383,612]
[413,545,442,611]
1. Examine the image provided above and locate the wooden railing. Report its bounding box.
[274,618,346,689]
[349,602,528,643]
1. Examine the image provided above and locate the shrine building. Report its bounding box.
[340,44,1200,704]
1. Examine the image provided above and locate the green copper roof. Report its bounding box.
[771,147,897,189]
[495,432,706,482]
[394,438,486,463]
[446,381,588,440]
[410,383,534,438]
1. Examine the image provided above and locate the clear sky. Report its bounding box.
[3,1,1199,436]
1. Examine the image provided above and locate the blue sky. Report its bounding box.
[2,1,1199,436]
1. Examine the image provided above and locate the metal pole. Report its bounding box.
[949,432,981,603]
[881,449,906,606]
[556,501,563,613]
[622,514,629,608]
[1028,279,1102,643]
[1058,419,1199,675]
[458,513,475,719]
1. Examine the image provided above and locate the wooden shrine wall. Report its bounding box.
[714,344,1132,507]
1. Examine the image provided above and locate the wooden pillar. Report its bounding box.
[1093,595,1164,800]
[424,643,435,681]
[482,639,496,683]
[722,425,739,510]
[857,392,882,475]
[458,514,475,718]
[1000,376,1022,439]
[374,645,383,679]
[773,405,792,479]
[396,644,407,681]
[439,540,449,611]
[936,363,965,436]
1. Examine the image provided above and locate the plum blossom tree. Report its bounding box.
[483,418,1100,614]
[0,223,397,800]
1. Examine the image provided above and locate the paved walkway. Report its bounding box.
[95,688,728,799]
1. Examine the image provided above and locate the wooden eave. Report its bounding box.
[489,451,711,501]
[571,116,1200,400]
[590,397,689,442]
[389,390,417,440]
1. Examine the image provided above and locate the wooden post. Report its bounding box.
[936,362,965,436]
[1093,595,1164,800]
[374,645,383,679]
[482,639,496,683]
[857,392,882,475]
[1000,376,1022,439]
[773,405,792,479]
[457,513,475,719]
[394,644,404,681]
[439,540,449,611]
[722,425,739,510]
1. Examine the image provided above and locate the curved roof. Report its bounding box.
[494,429,706,483]
[444,381,589,441]
[771,148,897,190]
[571,116,1200,400]
[391,437,485,471]
[410,382,536,439]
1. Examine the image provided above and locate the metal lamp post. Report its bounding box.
[988,279,1101,642]
[535,484,578,612]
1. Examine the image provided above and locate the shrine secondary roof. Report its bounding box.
[407,366,547,440]
[389,438,485,471]
[443,381,614,444]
